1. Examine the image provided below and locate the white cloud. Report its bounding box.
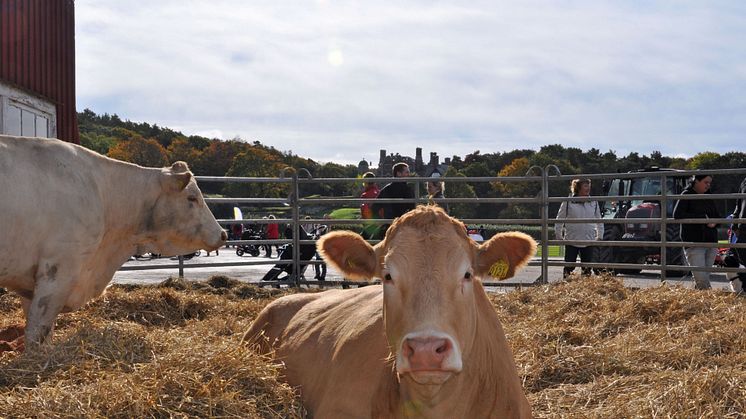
[75,1,746,165]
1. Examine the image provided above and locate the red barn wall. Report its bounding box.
[0,0,78,143]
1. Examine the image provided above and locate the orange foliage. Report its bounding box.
[107,135,170,167]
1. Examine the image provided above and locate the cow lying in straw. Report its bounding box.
[244,205,535,418]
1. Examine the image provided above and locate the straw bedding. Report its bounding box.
[0,275,743,418]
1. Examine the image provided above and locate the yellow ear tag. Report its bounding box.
[488,259,509,279]
[346,258,356,269]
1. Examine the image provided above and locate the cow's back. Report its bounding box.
[244,286,391,417]
[0,136,104,286]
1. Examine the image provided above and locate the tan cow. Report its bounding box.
[0,135,227,347]
[244,205,535,418]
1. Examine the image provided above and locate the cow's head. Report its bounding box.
[318,206,535,388]
[147,161,227,255]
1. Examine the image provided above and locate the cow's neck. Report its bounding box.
[100,160,165,259]
[390,367,486,417]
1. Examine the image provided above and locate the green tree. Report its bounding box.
[687,152,724,170]
[311,162,359,197]
[79,132,116,155]
[223,148,287,198]
[443,167,478,219]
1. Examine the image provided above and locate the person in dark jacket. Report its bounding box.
[370,162,415,239]
[729,176,746,290]
[672,174,720,289]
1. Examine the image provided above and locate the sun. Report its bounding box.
[327,48,344,67]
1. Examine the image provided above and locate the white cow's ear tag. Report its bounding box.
[488,259,509,279]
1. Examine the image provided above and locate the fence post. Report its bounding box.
[290,170,300,286]
[660,172,668,282]
[543,165,561,284]
[178,255,184,278]
[526,165,547,284]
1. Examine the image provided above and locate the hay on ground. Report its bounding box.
[0,275,743,418]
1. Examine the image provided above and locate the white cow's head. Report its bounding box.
[146,161,226,255]
[319,206,536,388]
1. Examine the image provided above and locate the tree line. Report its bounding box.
[78,109,746,220]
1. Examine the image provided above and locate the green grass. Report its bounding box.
[329,207,360,219]
[536,245,563,257]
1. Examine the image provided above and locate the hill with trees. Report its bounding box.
[78,109,746,220]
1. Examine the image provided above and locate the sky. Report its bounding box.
[75,1,746,166]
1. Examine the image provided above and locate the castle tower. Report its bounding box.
[415,148,424,174]
[378,149,387,176]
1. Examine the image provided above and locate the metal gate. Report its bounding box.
[119,166,746,288]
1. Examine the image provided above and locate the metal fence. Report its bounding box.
[119,166,746,288]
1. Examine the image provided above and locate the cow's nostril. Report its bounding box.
[402,340,415,358]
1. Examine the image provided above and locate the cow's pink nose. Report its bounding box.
[220,230,228,242]
[402,337,452,371]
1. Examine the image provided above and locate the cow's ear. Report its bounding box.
[318,231,378,280]
[162,171,193,192]
[474,232,536,280]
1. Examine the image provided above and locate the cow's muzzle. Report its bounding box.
[204,230,228,251]
[397,333,462,385]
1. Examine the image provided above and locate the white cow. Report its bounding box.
[0,135,227,346]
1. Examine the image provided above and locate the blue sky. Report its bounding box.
[75,1,746,165]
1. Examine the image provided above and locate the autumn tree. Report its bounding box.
[107,135,169,167]
[493,157,540,219]
[167,137,202,168]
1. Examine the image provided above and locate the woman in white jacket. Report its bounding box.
[555,178,604,277]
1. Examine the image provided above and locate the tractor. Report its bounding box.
[596,167,688,276]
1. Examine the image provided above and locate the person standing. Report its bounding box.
[555,178,603,277]
[360,172,381,219]
[230,223,244,247]
[673,174,720,290]
[312,214,329,280]
[729,176,746,291]
[360,172,381,240]
[302,215,314,235]
[371,162,415,239]
[264,215,280,258]
[426,172,448,214]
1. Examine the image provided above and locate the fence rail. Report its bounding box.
[119,166,746,288]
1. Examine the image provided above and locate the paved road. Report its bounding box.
[114,246,736,292]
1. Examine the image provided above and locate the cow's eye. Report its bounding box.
[187,196,198,203]
[464,272,472,280]
[384,273,392,282]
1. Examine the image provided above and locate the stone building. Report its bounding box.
[358,148,450,177]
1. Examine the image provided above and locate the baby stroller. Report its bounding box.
[236,226,263,257]
[261,226,317,281]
